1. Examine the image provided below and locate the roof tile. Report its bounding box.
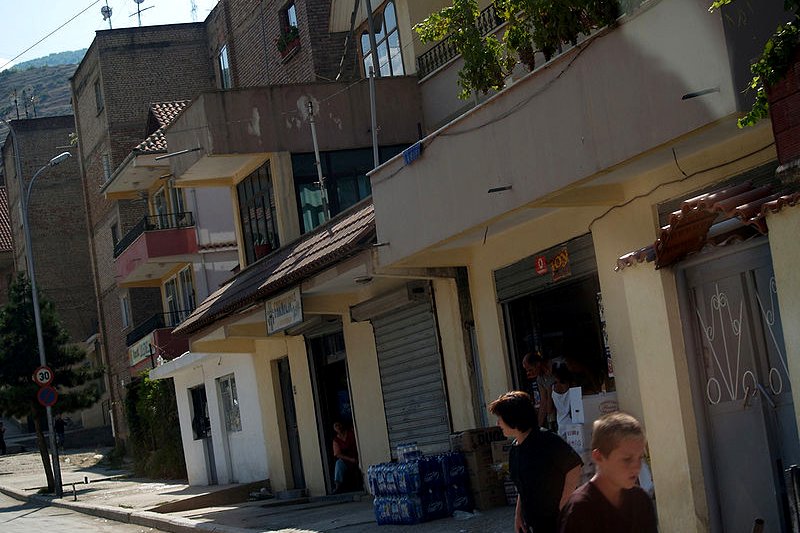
[136,100,191,154]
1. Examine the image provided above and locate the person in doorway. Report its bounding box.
[551,364,575,437]
[332,421,359,494]
[559,412,657,533]
[54,415,65,450]
[0,421,6,455]
[522,352,555,431]
[489,391,583,533]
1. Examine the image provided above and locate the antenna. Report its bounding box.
[190,0,198,21]
[100,0,113,29]
[130,0,155,27]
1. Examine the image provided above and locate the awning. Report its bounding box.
[173,199,376,335]
[616,181,800,270]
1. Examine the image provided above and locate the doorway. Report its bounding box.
[681,242,799,532]
[306,329,355,494]
[277,357,305,490]
[189,385,217,485]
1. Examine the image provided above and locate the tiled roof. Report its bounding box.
[136,100,190,154]
[616,181,800,271]
[174,199,376,335]
[0,187,12,253]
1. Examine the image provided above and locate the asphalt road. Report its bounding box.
[0,492,164,532]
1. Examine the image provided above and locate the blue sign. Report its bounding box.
[37,386,58,407]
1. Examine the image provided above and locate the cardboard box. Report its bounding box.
[491,439,513,464]
[471,486,507,510]
[449,426,505,452]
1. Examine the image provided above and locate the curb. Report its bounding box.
[0,483,264,533]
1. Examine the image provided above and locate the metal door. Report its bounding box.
[278,358,305,489]
[683,243,799,532]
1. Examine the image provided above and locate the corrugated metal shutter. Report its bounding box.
[494,233,597,303]
[372,292,451,457]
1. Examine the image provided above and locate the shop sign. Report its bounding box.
[550,247,571,281]
[129,333,154,367]
[266,286,303,335]
[534,255,549,275]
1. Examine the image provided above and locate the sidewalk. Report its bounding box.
[0,448,514,533]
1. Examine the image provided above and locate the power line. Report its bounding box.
[0,1,101,72]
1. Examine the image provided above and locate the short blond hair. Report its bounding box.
[591,412,644,456]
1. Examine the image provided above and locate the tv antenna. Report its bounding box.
[130,0,155,27]
[100,1,113,29]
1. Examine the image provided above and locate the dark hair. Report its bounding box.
[488,391,537,432]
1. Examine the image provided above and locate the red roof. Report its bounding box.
[0,187,12,253]
[136,100,191,153]
[174,200,376,335]
[616,181,800,270]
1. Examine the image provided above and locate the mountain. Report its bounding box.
[8,49,87,71]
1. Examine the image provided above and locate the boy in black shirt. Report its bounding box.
[559,412,657,533]
[490,391,582,533]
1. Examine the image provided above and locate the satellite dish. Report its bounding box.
[134,0,145,3]
[101,5,113,20]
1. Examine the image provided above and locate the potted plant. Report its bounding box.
[276,25,300,57]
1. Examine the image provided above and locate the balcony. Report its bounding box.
[127,310,192,372]
[115,212,198,287]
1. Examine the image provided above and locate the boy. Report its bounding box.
[559,412,657,533]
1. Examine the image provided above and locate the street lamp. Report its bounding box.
[21,150,73,498]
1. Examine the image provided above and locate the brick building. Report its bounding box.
[0,186,11,307]
[70,24,214,441]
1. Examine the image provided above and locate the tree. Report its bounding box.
[711,0,800,127]
[0,273,102,493]
[415,0,620,99]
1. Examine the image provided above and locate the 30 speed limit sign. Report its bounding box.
[33,365,54,387]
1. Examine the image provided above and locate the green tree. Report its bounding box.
[415,0,620,99]
[0,273,102,493]
[125,375,186,479]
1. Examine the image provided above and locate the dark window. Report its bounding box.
[111,223,119,246]
[360,1,404,77]
[94,79,104,113]
[291,145,406,233]
[237,161,279,265]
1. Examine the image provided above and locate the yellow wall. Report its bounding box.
[767,206,800,435]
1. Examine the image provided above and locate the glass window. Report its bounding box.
[178,267,196,320]
[360,1,404,77]
[236,161,279,264]
[164,278,180,324]
[218,44,232,89]
[218,374,242,432]
[120,294,131,329]
[285,2,298,28]
[102,154,111,182]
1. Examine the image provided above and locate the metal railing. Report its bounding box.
[416,3,503,79]
[113,212,195,258]
[125,309,193,346]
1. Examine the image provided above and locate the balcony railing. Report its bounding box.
[416,3,503,79]
[126,309,193,347]
[113,212,195,258]
[415,0,649,80]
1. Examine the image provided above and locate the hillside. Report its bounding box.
[9,49,86,70]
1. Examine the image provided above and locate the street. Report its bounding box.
[0,492,164,532]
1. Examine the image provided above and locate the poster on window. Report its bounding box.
[550,247,571,281]
[266,287,303,335]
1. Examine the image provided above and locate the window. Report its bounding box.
[360,1,404,77]
[218,374,241,432]
[94,79,104,113]
[237,161,279,264]
[102,154,111,182]
[163,265,196,326]
[284,2,298,29]
[292,145,406,232]
[120,293,132,329]
[111,223,119,246]
[218,44,232,89]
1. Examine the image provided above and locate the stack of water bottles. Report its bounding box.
[369,444,473,525]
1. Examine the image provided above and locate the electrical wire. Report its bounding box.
[0,1,101,72]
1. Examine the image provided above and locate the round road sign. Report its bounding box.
[33,366,54,386]
[37,386,58,407]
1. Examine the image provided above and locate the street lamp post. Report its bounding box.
[21,151,73,498]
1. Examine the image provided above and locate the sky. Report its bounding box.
[0,0,220,71]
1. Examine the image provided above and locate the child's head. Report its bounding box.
[591,412,646,490]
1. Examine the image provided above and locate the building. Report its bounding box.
[0,186,12,306]
[365,0,799,532]
[1,116,105,428]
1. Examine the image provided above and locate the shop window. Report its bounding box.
[218,44,232,89]
[360,1,404,77]
[291,145,406,233]
[504,274,613,399]
[218,374,242,432]
[237,160,279,264]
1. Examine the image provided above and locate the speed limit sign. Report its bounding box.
[33,366,54,387]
